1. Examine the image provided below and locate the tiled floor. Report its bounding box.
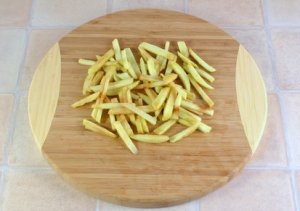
[0,0,299,211]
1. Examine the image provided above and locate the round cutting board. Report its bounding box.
[28,9,267,208]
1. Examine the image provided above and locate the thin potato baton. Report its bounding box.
[137,98,149,133]
[177,51,198,67]
[130,92,139,100]
[93,103,135,109]
[177,41,189,57]
[187,63,213,90]
[168,82,187,99]
[126,89,136,126]
[121,49,129,69]
[71,92,100,108]
[139,58,148,83]
[178,118,212,133]
[83,119,117,138]
[78,58,96,66]
[139,42,176,61]
[137,93,152,105]
[117,114,134,136]
[112,39,122,63]
[195,67,215,83]
[125,48,141,77]
[189,48,216,72]
[83,72,96,94]
[170,61,190,92]
[139,74,161,82]
[173,92,182,120]
[153,119,177,135]
[188,74,214,107]
[169,121,200,143]
[135,116,144,134]
[127,80,140,90]
[130,134,169,143]
[114,121,138,155]
[88,49,114,74]
[122,103,157,125]
[116,72,131,80]
[108,105,155,115]
[107,78,134,90]
[127,62,138,79]
[138,47,158,64]
[90,71,104,87]
[162,88,176,121]
[181,100,214,116]
[151,87,171,110]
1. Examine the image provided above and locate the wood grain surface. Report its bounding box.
[28,9,267,208]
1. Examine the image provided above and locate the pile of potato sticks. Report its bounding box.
[71,39,215,154]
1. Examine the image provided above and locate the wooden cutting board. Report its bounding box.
[28,9,267,208]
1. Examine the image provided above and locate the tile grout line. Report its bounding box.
[261,0,300,210]
[0,0,36,198]
[185,0,189,14]
[195,198,200,211]
[95,199,100,211]
[110,0,114,13]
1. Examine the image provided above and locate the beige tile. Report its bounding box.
[248,94,287,167]
[281,93,300,167]
[224,29,274,91]
[31,0,107,26]
[0,169,96,211]
[8,93,48,166]
[0,94,14,165]
[113,0,185,13]
[20,29,71,90]
[271,29,300,90]
[98,200,197,211]
[0,0,32,26]
[0,29,26,90]
[200,170,295,211]
[265,0,300,26]
[189,0,264,27]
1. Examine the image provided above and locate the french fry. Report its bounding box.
[71,92,100,108]
[114,121,138,154]
[147,59,158,76]
[189,48,216,72]
[168,82,187,99]
[125,48,141,77]
[170,61,190,92]
[135,116,144,134]
[134,81,166,89]
[151,87,171,110]
[112,38,122,63]
[139,74,161,82]
[126,89,136,126]
[107,78,134,90]
[169,120,200,143]
[130,134,169,143]
[109,98,118,131]
[130,92,139,100]
[108,105,155,115]
[116,72,131,80]
[179,107,202,122]
[117,114,134,136]
[127,80,140,90]
[187,63,213,90]
[153,119,177,135]
[173,92,182,120]
[188,74,214,107]
[104,61,118,66]
[88,49,114,74]
[162,88,176,121]
[127,62,138,79]
[181,100,214,116]
[165,56,177,75]
[195,67,215,83]
[78,58,96,66]
[178,118,211,133]
[121,49,129,69]
[137,93,152,105]
[83,119,117,138]
[138,47,158,63]
[105,88,122,96]
[90,71,104,87]
[122,103,157,125]
[91,98,100,120]
[83,72,96,94]
[177,51,198,68]
[177,41,189,57]
[140,58,148,84]
[93,103,135,109]
[139,42,176,61]
[138,98,149,133]
[156,41,170,71]
[145,88,157,101]
[163,73,178,84]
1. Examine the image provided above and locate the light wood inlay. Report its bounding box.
[28,9,267,208]
[28,43,61,150]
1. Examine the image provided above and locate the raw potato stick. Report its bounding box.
[162,88,176,121]
[114,121,138,155]
[187,63,213,90]
[88,49,114,74]
[153,119,177,135]
[169,121,200,143]
[189,48,216,72]
[177,41,189,57]
[125,48,141,77]
[178,118,212,133]
[112,39,122,63]
[83,119,117,138]
[71,92,100,108]
[122,103,157,125]
[139,42,176,61]
[130,134,169,143]
[151,87,171,110]
[170,61,190,92]
[138,98,149,133]
[78,58,96,66]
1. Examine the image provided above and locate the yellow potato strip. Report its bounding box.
[114,121,138,155]
[177,41,189,57]
[88,49,114,74]
[169,121,200,143]
[187,63,213,90]
[130,134,169,143]
[189,48,216,72]
[122,103,157,125]
[153,119,177,135]
[139,42,176,61]
[83,119,117,138]
[71,92,100,108]
[151,87,171,110]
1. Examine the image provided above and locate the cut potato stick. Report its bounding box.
[178,118,212,133]
[114,121,138,154]
[138,47,158,63]
[122,103,157,125]
[179,107,202,122]
[71,92,100,108]
[135,116,144,134]
[130,134,169,143]
[137,93,152,105]
[116,72,131,80]
[139,74,161,82]
[135,81,167,89]
[104,61,118,66]
[169,121,200,143]
[138,98,149,133]
[147,59,158,76]
[177,51,198,67]
[107,78,134,90]
[117,114,134,136]
[160,41,170,71]
[189,48,216,72]
[173,92,182,120]
[188,74,214,107]
[130,92,139,100]
[181,100,214,116]
[162,88,176,121]
[93,103,135,109]
[78,59,95,66]
[91,98,100,120]
[116,64,127,72]
[187,63,213,90]
[88,49,114,74]
[151,87,171,110]
[109,98,118,131]
[145,88,157,101]
[125,48,141,77]
[112,39,122,63]
[168,82,187,99]
[163,73,178,84]
[83,119,117,138]
[127,62,138,79]
[139,58,148,83]
[177,41,189,57]
[108,105,155,115]
[126,89,136,126]
[195,67,215,83]
[170,61,190,92]
[153,119,177,135]
[121,49,129,69]
[139,42,176,61]
[127,80,140,90]
[90,71,104,87]
[83,72,96,94]
[105,88,122,96]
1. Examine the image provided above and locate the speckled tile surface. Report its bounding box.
[0,0,299,210]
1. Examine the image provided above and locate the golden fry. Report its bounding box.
[71,92,99,108]
[189,48,216,72]
[170,61,190,92]
[114,121,138,154]
[153,119,177,135]
[78,58,96,66]
[112,38,122,63]
[130,134,169,143]
[177,41,189,57]
[187,63,213,90]
[169,121,200,143]
[83,119,117,138]
[88,49,114,74]
[162,88,176,121]
[139,42,176,61]
[151,87,171,110]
